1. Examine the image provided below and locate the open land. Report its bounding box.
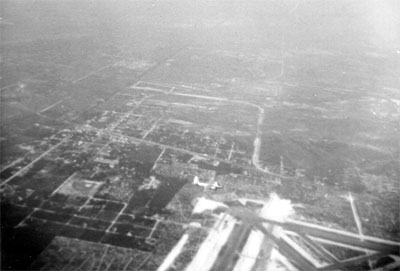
[1,0,399,270]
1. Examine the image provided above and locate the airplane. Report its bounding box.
[193,176,222,190]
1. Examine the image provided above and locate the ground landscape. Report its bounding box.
[1,0,399,270]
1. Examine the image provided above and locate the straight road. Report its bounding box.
[130,83,289,179]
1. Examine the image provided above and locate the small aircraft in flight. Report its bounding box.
[193,176,222,191]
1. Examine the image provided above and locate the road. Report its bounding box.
[0,136,71,186]
[131,82,289,179]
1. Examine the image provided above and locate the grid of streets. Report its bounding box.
[0,81,271,269]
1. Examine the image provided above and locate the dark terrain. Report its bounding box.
[1,0,399,270]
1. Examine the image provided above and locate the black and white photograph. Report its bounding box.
[1,0,399,270]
